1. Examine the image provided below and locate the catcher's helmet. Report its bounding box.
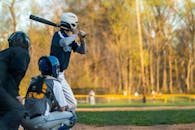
[38,56,60,78]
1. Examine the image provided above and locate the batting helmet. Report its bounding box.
[60,12,78,31]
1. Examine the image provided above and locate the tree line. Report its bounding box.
[0,0,194,95]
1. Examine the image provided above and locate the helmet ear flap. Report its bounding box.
[47,56,60,78]
[60,22,72,31]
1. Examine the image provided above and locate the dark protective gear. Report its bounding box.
[0,87,27,130]
[8,31,30,49]
[0,47,30,97]
[25,75,58,118]
[0,31,30,130]
[38,56,60,78]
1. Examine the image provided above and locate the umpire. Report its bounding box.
[0,31,31,130]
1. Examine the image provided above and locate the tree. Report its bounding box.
[136,0,146,102]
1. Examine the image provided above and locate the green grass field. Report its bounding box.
[76,109,195,126]
[76,101,195,126]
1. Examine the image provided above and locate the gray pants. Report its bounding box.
[21,111,74,130]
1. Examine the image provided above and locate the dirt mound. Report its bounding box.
[72,123,195,130]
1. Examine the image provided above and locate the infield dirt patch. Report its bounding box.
[72,123,195,130]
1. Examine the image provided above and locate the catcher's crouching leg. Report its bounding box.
[58,111,77,130]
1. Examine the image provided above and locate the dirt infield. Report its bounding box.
[19,123,195,130]
[72,123,195,130]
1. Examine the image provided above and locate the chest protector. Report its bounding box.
[25,75,58,117]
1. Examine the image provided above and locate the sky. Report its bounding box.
[0,0,194,34]
[0,0,60,32]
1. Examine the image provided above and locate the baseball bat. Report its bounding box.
[29,14,87,38]
[29,15,60,27]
